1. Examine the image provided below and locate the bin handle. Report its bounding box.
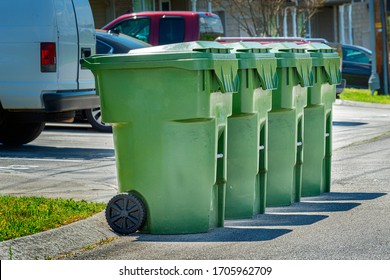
[212,60,239,93]
[80,56,111,70]
[324,57,342,85]
[255,59,278,90]
[295,62,313,87]
[80,58,94,70]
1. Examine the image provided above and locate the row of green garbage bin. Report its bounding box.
[82,40,341,235]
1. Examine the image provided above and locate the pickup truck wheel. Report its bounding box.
[85,107,112,133]
[0,120,45,146]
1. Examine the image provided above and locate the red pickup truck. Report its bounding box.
[102,11,224,46]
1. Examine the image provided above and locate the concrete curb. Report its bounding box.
[0,211,117,260]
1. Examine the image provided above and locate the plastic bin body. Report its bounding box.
[302,43,341,196]
[265,43,312,207]
[83,42,238,234]
[224,42,277,218]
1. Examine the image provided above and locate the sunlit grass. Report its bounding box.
[339,88,390,104]
[0,195,105,241]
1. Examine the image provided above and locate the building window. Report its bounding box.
[160,0,171,11]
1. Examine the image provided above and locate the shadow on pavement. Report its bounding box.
[130,191,386,243]
[302,192,387,201]
[268,201,361,213]
[226,214,328,227]
[333,121,367,126]
[0,145,114,160]
[134,227,292,243]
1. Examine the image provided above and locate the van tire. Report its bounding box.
[0,119,45,146]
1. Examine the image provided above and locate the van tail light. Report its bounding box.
[41,42,56,72]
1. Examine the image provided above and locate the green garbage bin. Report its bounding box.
[301,42,341,196]
[82,41,238,234]
[264,42,313,207]
[223,42,277,218]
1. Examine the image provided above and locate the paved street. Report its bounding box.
[1,100,390,204]
[64,127,390,260]
[0,100,390,259]
[0,124,117,202]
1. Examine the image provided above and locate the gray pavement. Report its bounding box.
[1,101,390,260]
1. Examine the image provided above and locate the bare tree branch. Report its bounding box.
[214,0,325,37]
[297,0,326,37]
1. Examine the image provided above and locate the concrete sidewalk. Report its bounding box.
[1,101,389,260]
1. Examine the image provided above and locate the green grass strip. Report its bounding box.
[339,88,390,104]
[0,195,105,242]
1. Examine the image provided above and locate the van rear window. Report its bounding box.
[199,14,224,41]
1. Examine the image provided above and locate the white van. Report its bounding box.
[0,0,99,146]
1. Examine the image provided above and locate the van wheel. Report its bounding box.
[105,193,146,235]
[85,107,112,133]
[0,120,45,146]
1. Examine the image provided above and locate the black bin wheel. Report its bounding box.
[105,193,146,234]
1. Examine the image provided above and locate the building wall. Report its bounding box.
[116,0,133,14]
[170,0,190,10]
[311,6,337,42]
[89,0,109,28]
[309,1,369,47]
[89,0,133,28]
[89,0,371,45]
[216,10,240,36]
[150,0,190,11]
[350,2,370,48]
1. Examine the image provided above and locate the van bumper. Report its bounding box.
[43,90,100,112]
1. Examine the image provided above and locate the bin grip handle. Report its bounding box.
[212,60,239,93]
[255,59,278,90]
[324,57,342,85]
[81,58,94,69]
[295,62,313,87]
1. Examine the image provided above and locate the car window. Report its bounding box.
[112,18,150,43]
[96,40,113,54]
[342,47,370,64]
[159,17,185,45]
[199,14,224,41]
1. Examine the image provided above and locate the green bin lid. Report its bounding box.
[303,43,341,85]
[304,42,335,53]
[225,42,273,54]
[130,41,232,54]
[262,42,313,87]
[265,42,307,55]
[225,42,277,90]
[82,41,239,93]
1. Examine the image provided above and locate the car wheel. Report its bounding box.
[85,107,112,133]
[0,119,45,146]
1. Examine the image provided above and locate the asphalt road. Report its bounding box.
[1,100,390,204]
[0,124,117,202]
[0,100,390,260]
[63,131,390,260]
